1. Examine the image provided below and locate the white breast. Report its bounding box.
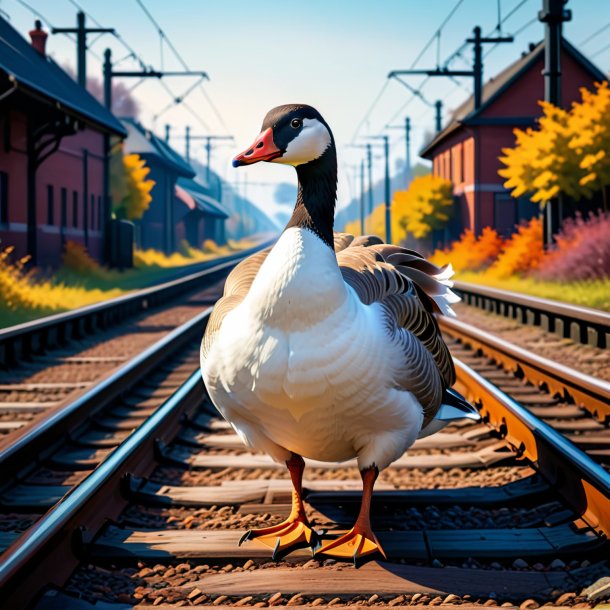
[202,228,423,471]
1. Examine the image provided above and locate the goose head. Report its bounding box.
[233,104,334,168]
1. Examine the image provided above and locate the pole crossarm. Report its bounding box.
[389,69,474,77]
[110,70,208,79]
[388,26,514,111]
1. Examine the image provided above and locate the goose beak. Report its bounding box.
[232,128,282,167]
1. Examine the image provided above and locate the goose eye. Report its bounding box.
[290,118,302,129]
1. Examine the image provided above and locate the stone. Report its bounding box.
[512,558,529,569]
[268,592,283,606]
[443,594,461,604]
[243,560,255,570]
[368,594,379,603]
[235,596,254,606]
[519,600,539,610]
[187,588,203,600]
[287,594,304,606]
[213,595,229,605]
[583,577,610,601]
[549,558,566,570]
[389,595,405,606]
[555,593,576,605]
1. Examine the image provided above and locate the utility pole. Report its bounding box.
[53,11,114,87]
[389,26,513,111]
[165,124,171,143]
[360,159,365,234]
[102,47,208,259]
[539,0,572,248]
[203,136,234,183]
[386,116,412,185]
[435,100,443,133]
[368,136,392,243]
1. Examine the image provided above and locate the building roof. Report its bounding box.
[0,17,126,136]
[420,38,607,158]
[122,118,195,178]
[177,177,230,219]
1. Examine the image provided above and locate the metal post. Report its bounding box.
[165,124,171,143]
[360,159,365,235]
[473,26,483,109]
[366,143,373,218]
[76,12,86,87]
[102,48,112,264]
[405,117,412,184]
[435,100,443,133]
[103,48,112,110]
[185,126,190,162]
[206,137,212,183]
[382,135,391,243]
[53,12,114,88]
[539,0,572,247]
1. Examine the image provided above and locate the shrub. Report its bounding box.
[487,217,544,278]
[430,227,503,272]
[536,212,610,281]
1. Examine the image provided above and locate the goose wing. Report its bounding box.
[202,246,272,359]
[335,232,459,424]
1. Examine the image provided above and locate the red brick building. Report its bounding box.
[0,18,126,266]
[420,39,606,239]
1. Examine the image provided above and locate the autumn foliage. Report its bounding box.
[499,81,610,207]
[110,146,155,220]
[393,174,454,239]
[536,212,610,281]
[430,227,503,273]
[487,217,544,278]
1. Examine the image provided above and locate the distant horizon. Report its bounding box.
[2,0,608,222]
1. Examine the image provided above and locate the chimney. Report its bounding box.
[29,20,48,56]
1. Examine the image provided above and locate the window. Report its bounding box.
[72,191,78,228]
[47,185,54,225]
[91,194,95,230]
[60,187,67,229]
[494,193,517,238]
[0,171,7,224]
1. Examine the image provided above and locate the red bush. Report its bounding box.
[536,212,610,281]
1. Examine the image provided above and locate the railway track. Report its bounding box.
[0,241,273,443]
[1,295,609,608]
[452,281,610,350]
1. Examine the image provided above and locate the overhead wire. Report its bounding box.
[134,0,231,135]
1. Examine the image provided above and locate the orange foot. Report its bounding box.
[239,517,319,561]
[316,524,387,566]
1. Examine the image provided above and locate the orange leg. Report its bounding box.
[239,453,318,559]
[316,466,387,565]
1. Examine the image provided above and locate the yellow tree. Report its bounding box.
[110,145,155,220]
[499,102,582,203]
[499,81,610,209]
[392,174,454,239]
[569,81,610,210]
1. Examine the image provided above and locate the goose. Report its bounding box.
[200,104,478,564]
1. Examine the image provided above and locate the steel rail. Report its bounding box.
[453,357,610,540]
[440,316,610,423]
[453,280,610,349]
[0,368,206,608]
[0,306,210,483]
[0,239,274,366]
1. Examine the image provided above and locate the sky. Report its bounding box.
[2,0,609,222]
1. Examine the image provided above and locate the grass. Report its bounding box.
[456,271,610,312]
[0,237,263,328]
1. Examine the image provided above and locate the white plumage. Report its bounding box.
[202,228,424,471]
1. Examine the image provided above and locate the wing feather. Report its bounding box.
[336,233,458,424]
